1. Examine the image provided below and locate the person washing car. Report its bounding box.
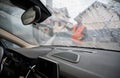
[72,16,87,44]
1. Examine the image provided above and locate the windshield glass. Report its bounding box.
[0,0,120,51]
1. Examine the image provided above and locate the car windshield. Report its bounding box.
[0,0,120,51]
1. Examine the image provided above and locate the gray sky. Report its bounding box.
[41,0,111,23]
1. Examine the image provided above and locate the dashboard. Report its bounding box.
[4,46,120,78]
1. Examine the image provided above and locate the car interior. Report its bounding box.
[0,0,120,78]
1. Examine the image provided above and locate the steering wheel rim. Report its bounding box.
[0,47,4,72]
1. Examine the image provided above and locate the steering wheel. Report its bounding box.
[0,47,4,72]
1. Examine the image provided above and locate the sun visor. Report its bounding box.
[10,0,51,23]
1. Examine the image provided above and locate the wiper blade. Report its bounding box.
[50,45,120,52]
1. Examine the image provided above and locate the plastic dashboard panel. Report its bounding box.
[7,47,53,59]
[8,47,120,78]
[47,47,120,78]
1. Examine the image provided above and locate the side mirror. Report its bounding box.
[21,6,41,25]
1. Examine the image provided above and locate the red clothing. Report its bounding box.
[72,25,85,44]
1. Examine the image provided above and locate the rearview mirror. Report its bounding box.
[21,6,41,25]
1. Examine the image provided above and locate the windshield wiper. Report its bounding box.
[45,45,120,52]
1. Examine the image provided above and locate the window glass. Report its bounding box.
[1,39,21,48]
